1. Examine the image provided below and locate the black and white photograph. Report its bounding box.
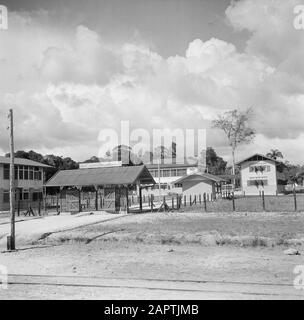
[1,0,304,304]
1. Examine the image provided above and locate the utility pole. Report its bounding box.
[8,109,15,251]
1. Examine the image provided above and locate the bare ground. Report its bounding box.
[1,211,304,299]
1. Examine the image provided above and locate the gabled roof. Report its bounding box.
[173,172,227,184]
[0,156,51,168]
[236,153,280,165]
[45,165,155,187]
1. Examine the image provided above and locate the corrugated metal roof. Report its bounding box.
[235,153,280,165]
[173,172,227,184]
[0,156,51,168]
[45,165,155,187]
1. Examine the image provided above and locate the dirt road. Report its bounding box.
[1,242,304,299]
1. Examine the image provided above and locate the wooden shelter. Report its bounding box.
[45,165,155,213]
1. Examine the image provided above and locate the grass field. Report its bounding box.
[34,211,304,248]
[179,194,304,213]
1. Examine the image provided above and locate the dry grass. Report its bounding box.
[180,195,304,213]
[35,211,304,248]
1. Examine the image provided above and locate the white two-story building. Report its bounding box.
[0,156,50,211]
[236,153,283,196]
[143,162,198,196]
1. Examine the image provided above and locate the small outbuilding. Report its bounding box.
[173,172,226,199]
[45,164,155,213]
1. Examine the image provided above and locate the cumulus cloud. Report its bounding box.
[0,1,304,163]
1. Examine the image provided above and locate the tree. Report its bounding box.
[206,147,227,175]
[212,108,255,188]
[266,149,283,160]
[83,156,100,163]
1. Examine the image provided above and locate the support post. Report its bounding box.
[139,186,143,212]
[151,194,153,213]
[8,109,15,251]
[78,187,82,212]
[293,185,297,212]
[95,186,98,211]
[232,192,235,212]
[126,186,129,214]
[262,190,265,211]
[203,193,207,212]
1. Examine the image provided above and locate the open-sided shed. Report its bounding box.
[45,165,155,213]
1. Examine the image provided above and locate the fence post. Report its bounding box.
[151,194,154,212]
[293,186,297,212]
[262,191,265,211]
[184,195,186,206]
[199,194,201,204]
[194,195,197,205]
[38,199,41,215]
[172,197,174,210]
[17,200,20,217]
[232,192,235,212]
[203,193,207,211]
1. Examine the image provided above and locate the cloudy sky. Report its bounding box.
[0,0,304,164]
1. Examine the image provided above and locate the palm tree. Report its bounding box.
[266,149,283,160]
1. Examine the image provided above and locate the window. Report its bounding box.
[3,191,9,203]
[3,164,9,179]
[247,179,268,187]
[29,167,34,180]
[19,166,24,180]
[33,192,42,201]
[162,170,170,177]
[14,166,18,180]
[38,171,42,180]
[171,169,177,177]
[24,166,29,180]
[176,169,187,176]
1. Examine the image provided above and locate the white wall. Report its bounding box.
[240,160,277,195]
[182,179,214,197]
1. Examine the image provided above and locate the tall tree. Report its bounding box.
[266,149,283,160]
[212,108,255,188]
[206,147,227,175]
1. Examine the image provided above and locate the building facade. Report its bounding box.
[143,163,198,196]
[0,156,50,211]
[236,154,281,196]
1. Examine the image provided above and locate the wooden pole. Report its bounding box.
[262,190,265,211]
[232,192,235,212]
[95,186,98,211]
[139,187,142,212]
[203,193,207,212]
[293,185,297,212]
[8,109,15,251]
[151,194,153,212]
[78,187,82,212]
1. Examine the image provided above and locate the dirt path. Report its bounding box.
[1,243,304,299]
